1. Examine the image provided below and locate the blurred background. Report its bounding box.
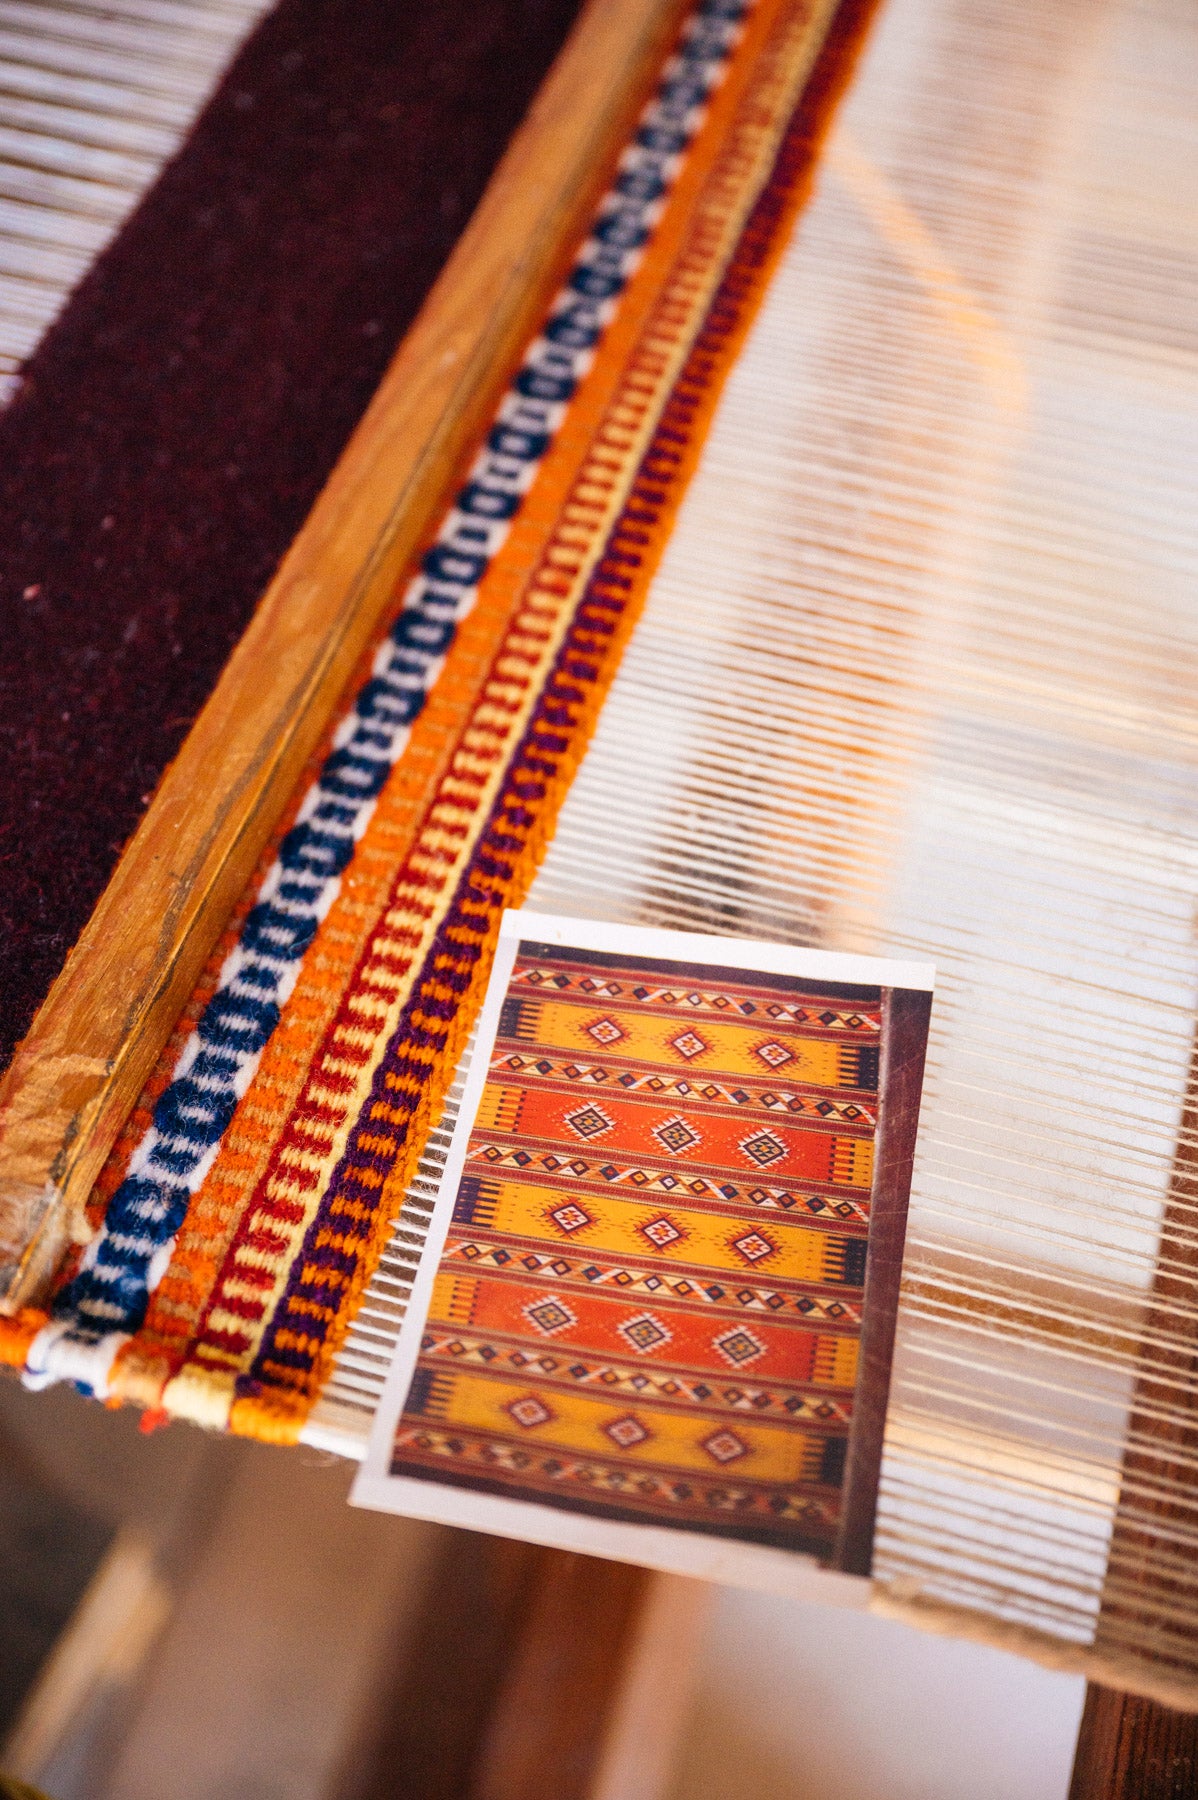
[0,1378,1085,1799]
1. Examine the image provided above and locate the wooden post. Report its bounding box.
[1070,1688,1198,1800]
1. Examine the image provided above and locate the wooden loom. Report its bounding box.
[1,0,1197,1792]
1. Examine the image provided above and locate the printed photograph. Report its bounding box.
[356,913,933,1579]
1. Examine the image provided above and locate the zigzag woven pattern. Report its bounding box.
[7,0,861,1439]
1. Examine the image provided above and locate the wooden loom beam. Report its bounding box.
[0,0,692,1310]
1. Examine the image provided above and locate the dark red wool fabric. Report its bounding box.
[0,0,584,1071]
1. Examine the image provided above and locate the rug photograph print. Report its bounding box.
[355,913,932,1581]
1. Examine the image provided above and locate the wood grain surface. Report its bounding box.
[0,0,690,1309]
[1069,1686,1198,1800]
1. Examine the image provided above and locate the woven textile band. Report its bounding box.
[15,0,869,1439]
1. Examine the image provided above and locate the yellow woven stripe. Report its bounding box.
[500,996,848,1084]
[429,1369,828,1483]
[450,1176,854,1281]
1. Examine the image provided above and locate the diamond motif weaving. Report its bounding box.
[619,1313,673,1354]
[740,1130,787,1167]
[703,1428,750,1465]
[524,1297,577,1336]
[641,1216,686,1249]
[605,1414,652,1449]
[549,1203,594,1235]
[731,1230,778,1264]
[586,1017,626,1047]
[654,1116,701,1155]
[565,1105,615,1141]
[714,1327,767,1366]
[508,1395,554,1429]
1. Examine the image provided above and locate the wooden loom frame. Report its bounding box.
[0,0,695,1309]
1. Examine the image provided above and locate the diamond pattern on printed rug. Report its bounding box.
[653,1115,700,1156]
[639,1215,684,1250]
[604,1413,651,1449]
[406,945,889,1550]
[508,1395,554,1429]
[739,1128,786,1167]
[712,1326,766,1367]
[585,1016,626,1046]
[523,1296,577,1336]
[618,1312,673,1354]
[730,1230,778,1265]
[701,1427,749,1464]
[548,1202,594,1235]
[565,1103,615,1141]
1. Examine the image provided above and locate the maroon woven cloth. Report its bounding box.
[0,0,583,1071]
